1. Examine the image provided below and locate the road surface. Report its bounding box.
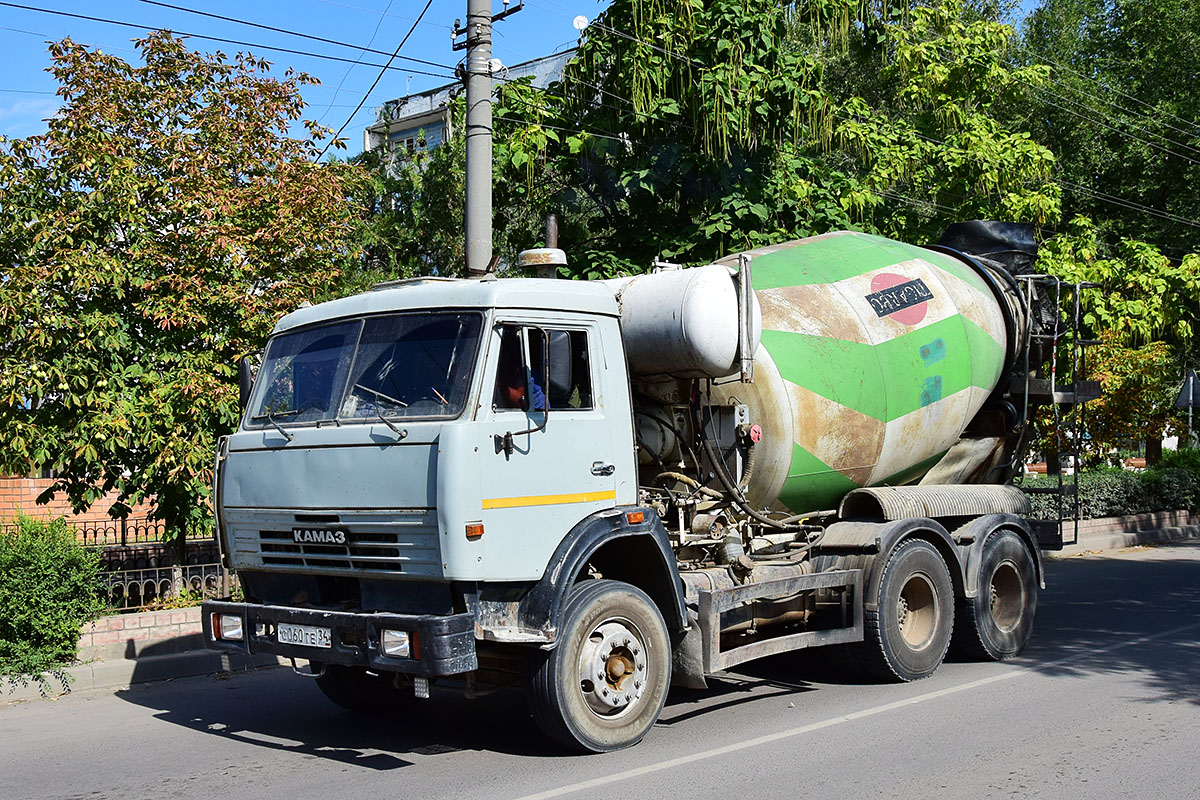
[3,542,1199,799]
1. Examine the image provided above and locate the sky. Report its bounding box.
[0,0,603,157]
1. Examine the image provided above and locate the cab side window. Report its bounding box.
[491,326,593,411]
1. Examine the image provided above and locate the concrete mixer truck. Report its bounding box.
[203,223,1060,752]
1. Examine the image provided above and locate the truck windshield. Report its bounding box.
[247,312,483,428]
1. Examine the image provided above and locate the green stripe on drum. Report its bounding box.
[761,314,1005,423]
[760,329,888,421]
[962,315,1006,389]
[778,443,861,513]
[752,232,942,290]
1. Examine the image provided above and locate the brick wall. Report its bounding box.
[77,607,204,662]
[1066,509,1195,536]
[0,477,156,525]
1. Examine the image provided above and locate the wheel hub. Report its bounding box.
[897,572,937,649]
[989,560,1024,632]
[578,620,647,717]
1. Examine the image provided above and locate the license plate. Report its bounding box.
[277,622,332,649]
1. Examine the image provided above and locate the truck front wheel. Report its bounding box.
[952,529,1037,660]
[528,579,671,753]
[857,538,954,682]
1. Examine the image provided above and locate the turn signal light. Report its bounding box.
[625,511,645,525]
[465,523,484,539]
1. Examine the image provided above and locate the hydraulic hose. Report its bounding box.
[701,436,803,532]
[654,471,723,500]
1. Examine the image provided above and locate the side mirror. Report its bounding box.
[237,356,256,414]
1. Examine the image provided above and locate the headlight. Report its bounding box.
[212,613,244,642]
[381,629,411,658]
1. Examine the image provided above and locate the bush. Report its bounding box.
[0,516,106,678]
[1022,456,1200,520]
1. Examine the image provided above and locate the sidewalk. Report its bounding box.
[5,512,1198,705]
[1048,510,1200,558]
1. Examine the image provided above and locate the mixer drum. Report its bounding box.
[711,231,1011,513]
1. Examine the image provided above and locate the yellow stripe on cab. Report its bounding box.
[482,489,617,510]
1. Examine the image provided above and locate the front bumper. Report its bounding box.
[202,600,477,676]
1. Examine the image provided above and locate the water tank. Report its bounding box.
[603,264,762,379]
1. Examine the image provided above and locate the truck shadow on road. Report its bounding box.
[114,649,848,764]
[1014,543,1200,706]
[114,544,1200,764]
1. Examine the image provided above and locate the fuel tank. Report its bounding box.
[705,231,1016,514]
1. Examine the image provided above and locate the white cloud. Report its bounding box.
[0,98,61,138]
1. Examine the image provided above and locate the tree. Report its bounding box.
[0,33,364,545]
[1022,0,1200,257]
[492,0,1061,278]
[1037,216,1200,347]
[1081,332,1183,461]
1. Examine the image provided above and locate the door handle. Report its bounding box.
[591,461,615,477]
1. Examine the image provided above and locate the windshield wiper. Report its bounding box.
[250,410,296,442]
[376,409,408,439]
[352,383,407,408]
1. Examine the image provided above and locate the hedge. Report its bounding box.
[0,516,106,680]
[1021,449,1200,520]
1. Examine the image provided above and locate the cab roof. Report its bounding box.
[273,276,620,334]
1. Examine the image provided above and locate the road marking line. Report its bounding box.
[513,618,1200,800]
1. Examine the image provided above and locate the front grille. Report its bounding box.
[226,508,442,578]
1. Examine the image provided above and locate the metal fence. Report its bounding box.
[0,515,233,612]
[103,562,235,611]
[73,517,213,548]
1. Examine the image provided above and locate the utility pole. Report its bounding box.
[455,1,522,274]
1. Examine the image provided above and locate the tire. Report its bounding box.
[315,664,416,713]
[952,529,1037,661]
[855,539,954,682]
[528,580,671,753]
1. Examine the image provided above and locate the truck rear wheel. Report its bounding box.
[856,539,954,682]
[953,529,1037,660]
[528,579,671,753]
[315,664,416,713]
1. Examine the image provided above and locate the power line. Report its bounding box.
[493,112,630,145]
[921,40,1200,163]
[0,88,56,95]
[0,1,456,80]
[492,72,699,134]
[1016,44,1200,140]
[317,0,396,125]
[309,0,451,30]
[320,0,434,159]
[1,22,141,56]
[137,0,451,73]
[1040,72,1200,154]
[833,106,1200,244]
[1027,86,1200,167]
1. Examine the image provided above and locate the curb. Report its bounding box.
[1048,523,1200,558]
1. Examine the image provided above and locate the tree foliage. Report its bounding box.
[467,0,1060,278]
[1038,216,1200,346]
[0,33,364,540]
[1022,0,1200,258]
[1081,331,1182,456]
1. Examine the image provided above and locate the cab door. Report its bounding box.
[472,315,630,581]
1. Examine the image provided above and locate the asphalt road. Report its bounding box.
[4,542,1200,800]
